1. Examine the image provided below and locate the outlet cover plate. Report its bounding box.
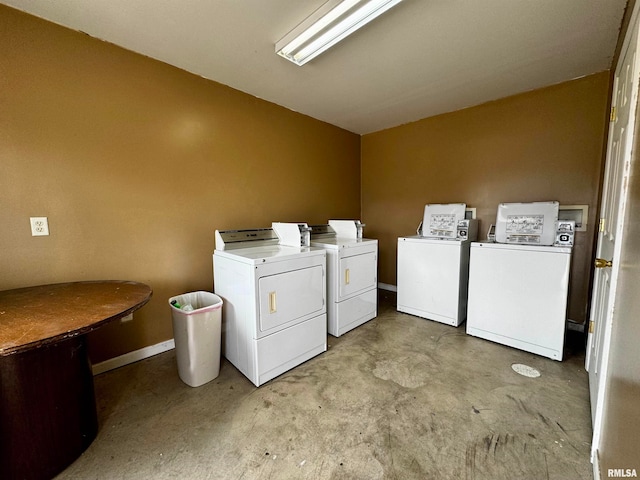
[30,217,49,236]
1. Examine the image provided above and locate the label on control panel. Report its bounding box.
[428,214,457,237]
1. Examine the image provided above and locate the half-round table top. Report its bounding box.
[0,280,152,356]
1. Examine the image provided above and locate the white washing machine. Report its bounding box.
[466,242,571,361]
[466,202,573,361]
[397,204,478,327]
[213,223,327,386]
[310,220,378,337]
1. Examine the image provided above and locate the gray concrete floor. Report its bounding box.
[57,291,592,479]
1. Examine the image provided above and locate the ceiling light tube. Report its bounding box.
[275,0,404,66]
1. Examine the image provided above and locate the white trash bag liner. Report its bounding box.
[169,291,223,387]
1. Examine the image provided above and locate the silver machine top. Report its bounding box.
[214,228,279,250]
[215,223,314,250]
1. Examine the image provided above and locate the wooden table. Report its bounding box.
[0,281,152,480]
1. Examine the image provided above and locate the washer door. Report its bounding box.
[258,265,325,334]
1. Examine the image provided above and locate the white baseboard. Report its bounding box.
[378,282,397,292]
[92,339,175,375]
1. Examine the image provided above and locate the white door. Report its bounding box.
[587,7,640,465]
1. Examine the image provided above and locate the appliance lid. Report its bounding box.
[400,235,465,244]
[471,241,571,254]
[214,243,325,264]
[311,236,377,249]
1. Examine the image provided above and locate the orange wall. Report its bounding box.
[0,6,361,363]
[362,73,610,323]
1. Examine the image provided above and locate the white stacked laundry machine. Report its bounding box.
[310,220,378,337]
[466,201,575,361]
[397,204,478,327]
[213,222,326,386]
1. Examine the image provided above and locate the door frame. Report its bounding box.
[588,2,640,475]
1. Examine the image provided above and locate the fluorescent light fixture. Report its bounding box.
[275,0,404,66]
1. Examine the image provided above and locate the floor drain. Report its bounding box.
[511,363,541,378]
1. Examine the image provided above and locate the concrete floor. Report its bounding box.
[57,291,593,479]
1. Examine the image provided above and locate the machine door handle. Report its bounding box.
[345,268,350,285]
[594,258,613,268]
[269,291,277,313]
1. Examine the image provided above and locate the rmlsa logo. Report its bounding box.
[609,469,638,478]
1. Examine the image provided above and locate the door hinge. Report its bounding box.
[589,320,595,334]
[599,218,606,232]
[611,106,617,122]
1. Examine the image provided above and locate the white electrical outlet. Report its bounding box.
[30,217,49,236]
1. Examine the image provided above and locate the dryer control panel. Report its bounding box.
[273,222,312,247]
[329,220,365,239]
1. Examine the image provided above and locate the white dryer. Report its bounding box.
[310,220,378,337]
[397,204,478,327]
[213,223,327,386]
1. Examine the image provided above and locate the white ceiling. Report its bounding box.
[2,0,628,134]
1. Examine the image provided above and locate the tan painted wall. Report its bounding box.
[362,73,610,323]
[0,6,361,363]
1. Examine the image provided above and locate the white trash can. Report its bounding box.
[169,291,223,387]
